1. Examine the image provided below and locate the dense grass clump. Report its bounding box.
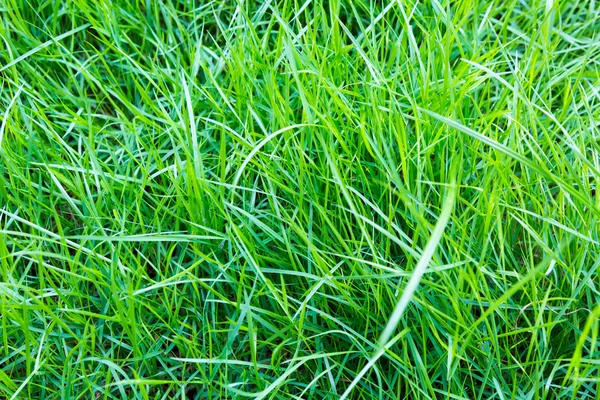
[1,0,600,398]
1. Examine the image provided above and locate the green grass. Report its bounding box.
[1,0,600,398]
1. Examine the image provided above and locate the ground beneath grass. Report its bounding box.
[1,1,600,399]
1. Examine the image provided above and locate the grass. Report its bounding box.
[1,0,600,398]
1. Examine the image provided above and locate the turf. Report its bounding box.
[1,0,600,398]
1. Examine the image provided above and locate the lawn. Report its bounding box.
[1,0,600,398]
